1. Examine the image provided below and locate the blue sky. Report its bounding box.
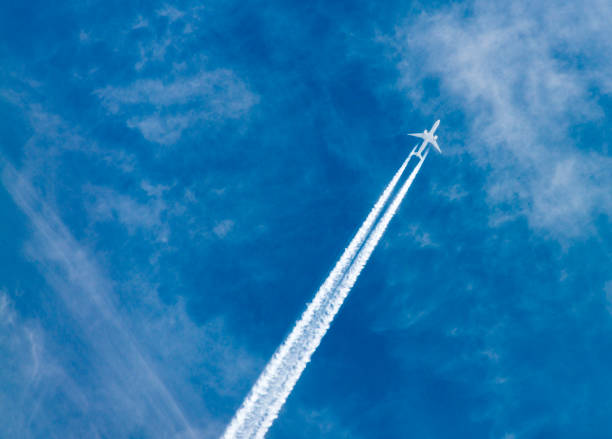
[1,0,611,438]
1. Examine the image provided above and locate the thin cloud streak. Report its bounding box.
[223,152,428,438]
[1,162,197,438]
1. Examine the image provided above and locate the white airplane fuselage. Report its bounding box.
[408,120,442,158]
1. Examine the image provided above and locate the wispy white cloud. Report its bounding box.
[0,76,266,435]
[0,291,73,438]
[432,182,468,202]
[85,181,171,242]
[289,405,359,439]
[398,223,438,248]
[213,219,235,238]
[96,70,258,144]
[0,89,137,175]
[390,0,612,239]
[1,153,257,437]
[2,163,198,437]
[131,15,149,30]
[97,70,254,109]
[75,3,258,145]
[156,5,185,22]
[0,292,43,385]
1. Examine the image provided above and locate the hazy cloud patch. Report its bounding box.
[213,219,235,238]
[85,182,170,242]
[95,70,258,144]
[398,223,438,248]
[390,0,612,239]
[1,163,258,437]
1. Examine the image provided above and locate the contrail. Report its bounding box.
[223,150,428,439]
[222,155,410,438]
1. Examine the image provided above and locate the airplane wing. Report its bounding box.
[408,133,426,140]
[432,139,442,153]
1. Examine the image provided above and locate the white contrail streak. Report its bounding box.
[223,150,428,439]
[222,155,410,438]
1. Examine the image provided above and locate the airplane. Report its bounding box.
[408,120,442,154]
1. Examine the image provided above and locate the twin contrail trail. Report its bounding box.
[223,148,429,439]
